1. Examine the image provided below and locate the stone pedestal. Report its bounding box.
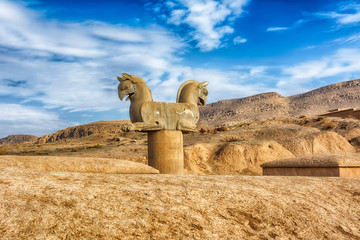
[261,153,360,177]
[148,130,184,174]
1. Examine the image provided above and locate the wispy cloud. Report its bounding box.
[266,27,289,32]
[266,19,306,32]
[283,48,360,80]
[276,48,360,93]
[149,0,250,51]
[314,2,360,25]
[233,36,247,44]
[0,104,76,137]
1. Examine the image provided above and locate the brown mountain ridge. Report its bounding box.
[199,78,360,126]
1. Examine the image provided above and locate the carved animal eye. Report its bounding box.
[203,88,208,96]
[121,81,131,90]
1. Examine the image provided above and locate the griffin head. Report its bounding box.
[117,73,136,101]
[198,81,208,106]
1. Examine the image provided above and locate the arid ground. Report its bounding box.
[1,116,360,239]
[1,165,360,239]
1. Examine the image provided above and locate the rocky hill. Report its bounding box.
[199,79,360,126]
[36,120,128,143]
[0,134,38,145]
[289,79,360,116]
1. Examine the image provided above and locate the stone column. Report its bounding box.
[148,130,184,174]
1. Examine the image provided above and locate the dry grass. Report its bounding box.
[321,118,336,130]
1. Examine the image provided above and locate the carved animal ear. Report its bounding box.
[122,73,132,79]
[199,81,209,88]
[117,73,133,82]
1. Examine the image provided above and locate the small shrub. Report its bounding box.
[212,129,218,134]
[315,116,324,122]
[340,123,348,129]
[321,119,335,130]
[216,126,228,132]
[225,136,240,142]
[199,128,206,134]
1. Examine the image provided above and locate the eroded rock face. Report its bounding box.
[184,141,294,175]
[184,124,356,175]
[280,131,356,157]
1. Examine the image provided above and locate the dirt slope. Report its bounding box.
[1,166,360,239]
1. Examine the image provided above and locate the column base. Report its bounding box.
[148,130,184,174]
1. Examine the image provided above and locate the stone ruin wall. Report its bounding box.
[320,108,360,120]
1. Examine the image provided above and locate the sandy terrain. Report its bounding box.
[1,161,360,239]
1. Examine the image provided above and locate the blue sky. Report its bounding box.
[1,0,360,138]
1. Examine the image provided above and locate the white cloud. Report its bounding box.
[314,3,360,26]
[275,48,360,94]
[0,0,186,113]
[266,27,289,32]
[283,48,360,80]
[0,104,76,138]
[161,0,250,51]
[233,36,247,44]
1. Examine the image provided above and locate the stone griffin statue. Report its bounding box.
[117,73,208,132]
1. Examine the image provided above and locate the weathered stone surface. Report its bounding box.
[117,73,208,132]
[261,153,360,177]
[261,153,360,168]
[148,130,183,174]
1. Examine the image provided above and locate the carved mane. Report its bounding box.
[176,80,208,106]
